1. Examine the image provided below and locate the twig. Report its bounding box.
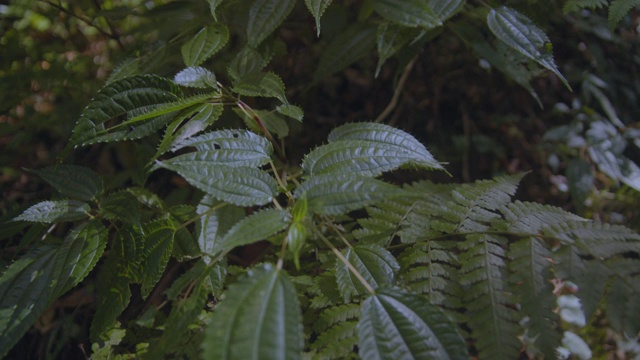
[374,54,419,124]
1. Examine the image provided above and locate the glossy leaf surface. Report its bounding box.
[14,200,90,223]
[181,23,229,67]
[217,209,291,253]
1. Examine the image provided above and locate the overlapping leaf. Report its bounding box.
[156,103,224,157]
[373,0,442,29]
[216,209,291,253]
[358,287,468,360]
[196,195,245,261]
[181,23,229,67]
[335,244,400,302]
[295,174,407,215]
[487,6,570,89]
[14,200,90,223]
[174,66,218,89]
[203,264,303,360]
[303,122,442,177]
[314,23,376,81]
[31,165,103,201]
[247,0,296,47]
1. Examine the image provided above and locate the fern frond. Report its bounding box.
[508,237,561,359]
[546,220,640,258]
[563,0,607,13]
[459,234,521,360]
[609,0,640,28]
[313,303,360,333]
[309,321,358,359]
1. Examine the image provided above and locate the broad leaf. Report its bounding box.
[203,264,304,360]
[70,75,182,146]
[487,6,570,89]
[335,244,400,302]
[196,195,245,261]
[376,23,417,77]
[14,200,90,223]
[172,128,268,153]
[155,162,277,206]
[228,47,268,83]
[31,165,103,201]
[159,146,271,169]
[276,104,304,122]
[235,108,290,138]
[99,190,141,225]
[0,221,108,357]
[139,219,176,298]
[247,0,297,47]
[305,0,333,36]
[295,174,407,215]
[233,72,286,101]
[428,0,465,21]
[181,23,229,67]
[174,66,218,89]
[217,209,291,253]
[303,122,442,176]
[156,103,224,157]
[358,287,468,360]
[314,23,376,82]
[373,0,442,29]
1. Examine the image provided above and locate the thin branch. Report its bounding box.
[374,54,419,124]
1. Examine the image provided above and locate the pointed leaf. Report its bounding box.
[203,263,304,360]
[174,66,218,89]
[217,209,291,252]
[14,200,90,223]
[609,0,640,29]
[181,23,229,67]
[70,75,182,147]
[487,6,570,89]
[0,222,107,357]
[335,244,400,302]
[31,165,103,201]
[159,146,271,169]
[156,103,224,157]
[428,0,465,21]
[295,174,407,215]
[358,287,468,360]
[235,108,290,138]
[247,0,297,47]
[155,162,277,206]
[304,122,442,176]
[196,195,245,261]
[314,23,376,81]
[373,0,442,29]
[276,104,304,122]
[305,0,333,36]
[376,23,417,76]
[139,219,176,298]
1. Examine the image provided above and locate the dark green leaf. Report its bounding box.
[335,244,400,302]
[203,263,304,360]
[154,162,277,206]
[358,287,468,360]
[247,0,297,47]
[139,219,176,298]
[217,209,291,252]
[295,174,407,215]
[314,23,376,82]
[276,104,303,122]
[197,195,245,261]
[13,200,90,223]
[181,23,229,67]
[305,0,333,36]
[487,6,570,90]
[31,165,103,200]
[373,0,441,29]
[99,191,141,225]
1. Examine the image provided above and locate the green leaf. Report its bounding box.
[247,0,297,47]
[174,66,218,89]
[487,6,570,90]
[70,75,183,147]
[428,0,465,21]
[181,23,229,67]
[335,244,400,302]
[233,72,286,101]
[139,219,176,298]
[276,104,304,122]
[303,122,442,176]
[99,190,141,225]
[217,209,291,252]
[372,0,442,29]
[562,0,607,13]
[228,47,268,83]
[196,195,245,261]
[158,144,272,169]
[235,108,290,138]
[31,165,103,201]
[203,263,304,360]
[155,162,277,206]
[314,23,376,82]
[305,0,333,36]
[508,237,560,359]
[609,0,640,29]
[156,103,224,157]
[358,287,468,360]
[14,200,90,223]
[295,174,407,215]
[376,22,417,77]
[0,221,107,357]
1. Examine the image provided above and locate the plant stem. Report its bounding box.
[312,224,375,294]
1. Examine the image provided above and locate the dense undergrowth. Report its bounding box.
[1,0,640,359]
